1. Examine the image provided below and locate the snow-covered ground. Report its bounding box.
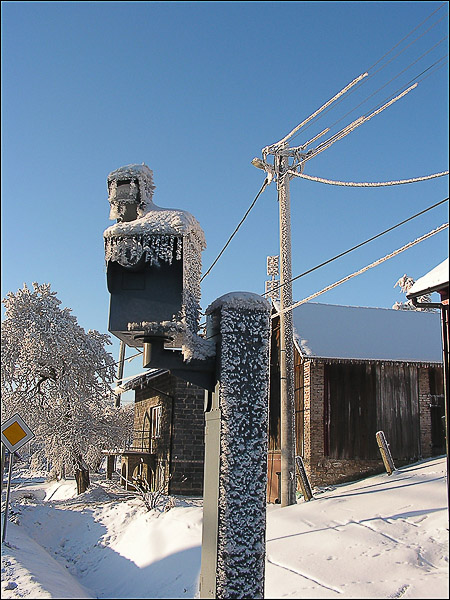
[1,456,448,599]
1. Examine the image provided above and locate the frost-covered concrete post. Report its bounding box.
[200,292,271,599]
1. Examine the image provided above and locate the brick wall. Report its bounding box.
[134,372,173,492]
[418,367,433,458]
[301,360,442,489]
[132,372,205,496]
[302,361,324,465]
[170,378,205,496]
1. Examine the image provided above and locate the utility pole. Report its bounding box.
[276,148,296,507]
[253,71,416,507]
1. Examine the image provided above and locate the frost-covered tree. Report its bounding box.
[1,282,132,494]
[392,274,435,312]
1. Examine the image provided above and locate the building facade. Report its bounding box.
[120,369,205,496]
[120,301,444,502]
[268,302,445,499]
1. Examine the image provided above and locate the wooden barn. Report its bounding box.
[268,302,445,501]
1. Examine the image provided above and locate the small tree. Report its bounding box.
[1,282,130,494]
[392,274,436,312]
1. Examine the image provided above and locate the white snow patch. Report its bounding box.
[2,452,448,599]
[206,291,271,314]
[290,302,443,362]
[408,258,449,297]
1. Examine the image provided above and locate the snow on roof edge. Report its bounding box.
[407,258,449,298]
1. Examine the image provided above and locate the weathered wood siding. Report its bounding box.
[325,363,378,459]
[376,364,419,460]
[325,362,420,461]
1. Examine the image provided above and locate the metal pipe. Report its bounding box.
[2,451,14,543]
[115,340,126,408]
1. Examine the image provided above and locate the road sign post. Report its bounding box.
[1,414,35,543]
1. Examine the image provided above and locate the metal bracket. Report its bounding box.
[135,335,216,392]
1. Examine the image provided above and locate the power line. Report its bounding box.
[273,222,449,317]
[302,83,418,164]
[95,349,143,374]
[289,170,449,187]
[300,50,448,166]
[200,178,269,281]
[366,2,447,72]
[288,4,448,146]
[263,197,449,297]
[270,72,368,149]
[321,41,447,137]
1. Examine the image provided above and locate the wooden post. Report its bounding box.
[376,431,396,475]
[295,456,313,501]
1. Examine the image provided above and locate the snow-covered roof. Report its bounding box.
[407,258,449,298]
[119,369,168,393]
[289,302,443,363]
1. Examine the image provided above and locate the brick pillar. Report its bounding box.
[418,367,432,458]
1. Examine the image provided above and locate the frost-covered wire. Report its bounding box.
[303,83,418,164]
[287,3,448,146]
[273,223,449,318]
[320,43,448,138]
[270,73,367,150]
[263,197,449,298]
[289,170,449,187]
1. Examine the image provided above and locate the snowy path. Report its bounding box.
[1,457,448,599]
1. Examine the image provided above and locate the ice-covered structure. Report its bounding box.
[104,163,213,360]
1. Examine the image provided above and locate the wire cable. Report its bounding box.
[289,170,449,187]
[319,41,447,138]
[366,2,447,72]
[263,197,449,297]
[301,49,449,164]
[287,4,448,146]
[200,178,269,281]
[299,53,448,165]
[303,83,418,164]
[271,72,368,148]
[273,222,449,317]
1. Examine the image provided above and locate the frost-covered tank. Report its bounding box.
[104,163,210,361]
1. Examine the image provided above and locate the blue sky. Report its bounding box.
[1,1,448,391]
